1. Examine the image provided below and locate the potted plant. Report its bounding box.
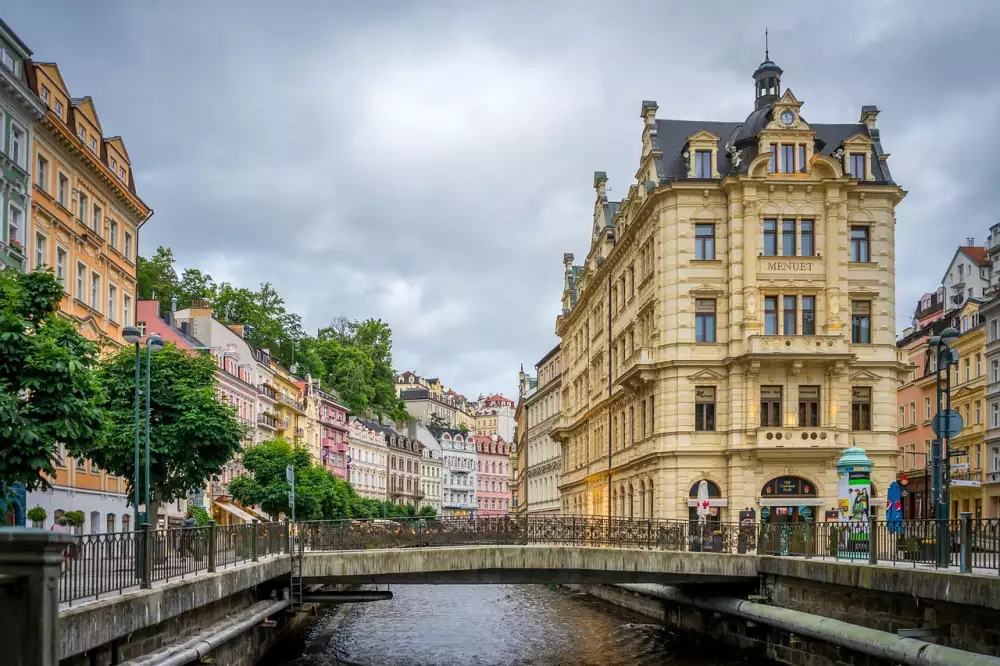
[64,510,85,532]
[8,238,24,255]
[26,506,47,529]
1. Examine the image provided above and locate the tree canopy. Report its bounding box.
[77,343,248,504]
[0,270,104,490]
[229,438,430,520]
[137,247,409,421]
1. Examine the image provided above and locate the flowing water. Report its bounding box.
[267,585,766,666]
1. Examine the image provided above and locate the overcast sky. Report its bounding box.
[7,1,1000,399]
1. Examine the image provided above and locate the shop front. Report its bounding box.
[759,476,819,524]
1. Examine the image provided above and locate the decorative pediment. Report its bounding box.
[689,284,725,297]
[686,130,721,144]
[687,368,725,385]
[841,133,872,148]
[848,287,880,299]
[849,369,881,383]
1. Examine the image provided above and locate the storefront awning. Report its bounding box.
[245,505,272,522]
[214,501,257,523]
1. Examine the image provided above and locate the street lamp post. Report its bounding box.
[121,327,164,530]
[930,326,959,567]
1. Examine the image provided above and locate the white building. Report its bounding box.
[412,423,443,514]
[941,243,991,311]
[348,419,388,500]
[472,394,516,443]
[428,426,477,517]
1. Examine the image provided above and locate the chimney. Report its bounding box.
[967,237,976,246]
[593,171,608,200]
[640,100,658,126]
[167,295,178,327]
[407,420,418,439]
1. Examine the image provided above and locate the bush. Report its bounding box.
[26,506,47,523]
[189,505,212,526]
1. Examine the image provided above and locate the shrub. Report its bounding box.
[26,506,47,523]
[64,511,85,528]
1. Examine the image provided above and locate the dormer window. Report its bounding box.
[780,145,795,174]
[695,151,711,178]
[849,153,865,179]
[78,126,85,142]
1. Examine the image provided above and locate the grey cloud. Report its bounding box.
[6,0,1000,396]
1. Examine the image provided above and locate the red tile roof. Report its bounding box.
[961,246,989,267]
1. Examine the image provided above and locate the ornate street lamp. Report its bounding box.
[930,326,959,567]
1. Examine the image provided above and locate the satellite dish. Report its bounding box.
[952,294,963,305]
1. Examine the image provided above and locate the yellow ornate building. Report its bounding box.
[950,299,987,517]
[552,56,907,523]
[28,62,151,346]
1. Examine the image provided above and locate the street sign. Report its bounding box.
[950,463,970,471]
[899,473,909,486]
[951,480,982,488]
[286,465,295,484]
[932,409,963,438]
[286,464,296,523]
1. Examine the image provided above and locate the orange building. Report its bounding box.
[24,59,153,533]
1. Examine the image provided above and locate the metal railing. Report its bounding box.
[297,515,1000,572]
[57,520,289,606]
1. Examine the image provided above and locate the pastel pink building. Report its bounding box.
[306,382,350,480]
[475,435,511,515]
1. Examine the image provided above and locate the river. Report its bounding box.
[265,585,766,666]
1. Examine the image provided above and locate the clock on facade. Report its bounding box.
[780,110,795,126]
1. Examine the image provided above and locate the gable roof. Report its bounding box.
[33,62,68,95]
[960,246,989,267]
[71,96,103,132]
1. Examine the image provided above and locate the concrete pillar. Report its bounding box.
[0,529,74,666]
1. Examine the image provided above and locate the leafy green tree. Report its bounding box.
[418,505,437,518]
[213,282,303,367]
[176,268,217,309]
[78,343,248,512]
[137,246,179,303]
[0,269,104,490]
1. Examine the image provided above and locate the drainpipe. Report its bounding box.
[616,584,1000,666]
[120,598,289,666]
[607,272,613,518]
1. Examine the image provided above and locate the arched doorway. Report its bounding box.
[760,476,818,523]
[688,481,724,525]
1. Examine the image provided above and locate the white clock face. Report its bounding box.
[780,111,795,126]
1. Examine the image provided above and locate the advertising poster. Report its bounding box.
[848,471,871,523]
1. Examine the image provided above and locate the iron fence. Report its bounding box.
[58,520,289,605]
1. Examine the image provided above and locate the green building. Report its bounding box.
[0,18,46,271]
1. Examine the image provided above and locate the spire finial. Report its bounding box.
[765,26,769,60]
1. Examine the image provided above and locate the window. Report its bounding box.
[92,204,101,233]
[58,173,68,207]
[799,386,820,426]
[695,299,716,343]
[781,144,795,173]
[976,400,982,425]
[695,387,716,431]
[56,247,67,288]
[851,301,871,344]
[763,219,777,256]
[36,155,48,192]
[764,296,778,335]
[802,295,816,335]
[119,166,126,181]
[910,402,916,425]
[91,271,100,311]
[108,284,117,322]
[964,403,970,426]
[109,220,118,250]
[991,319,999,342]
[781,220,796,256]
[78,126,86,142]
[54,100,63,118]
[992,359,1000,384]
[850,153,865,179]
[695,224,715,260]
[851,387,872,431]
[76,262,85,300]
[88,136,97,153]
[110,157,117,173]
[782,295,797,335]
[10,124,23,167]
[124,231,132,259]
[78,192,88,223]
[964,358,970,383]
[993,402,1000,429]
[695,150,711,178]
[977,353,982,377]
[899,406,906,428]
[800,220,814,256]
[769,144,776,173]
[924,396,931,421]
[760,386,782,427]
[34,232,47,269]
[40,86,49,104]
[8,204,22,245]
[850,226,870,262]
[798,144,806,173]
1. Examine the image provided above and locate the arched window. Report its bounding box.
[689,480,723,526]
[639,480,646,518]
[627,484,635,518]
[122,513,131,532]
[106,513,116,533]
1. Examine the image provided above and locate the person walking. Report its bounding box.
[180,510,196,557]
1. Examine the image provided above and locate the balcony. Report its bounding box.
[616,347,657,391]
[277,393,307,412]
[294,427,305,439]
[752,427,842,454]
[950,467,983,488]
[744,335,850,361]
[256,384,277,401]
[256,413,279,430]
[985,470,1000,485]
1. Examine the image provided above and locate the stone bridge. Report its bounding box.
[298,545,759,585]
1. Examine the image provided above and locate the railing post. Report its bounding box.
[251,522,259,562]
[140,523,152,589]
[207,520,217,573]
[285,519,292,554]
[868,516,878,565]
[805,522,813,559]
[960,512,972,573]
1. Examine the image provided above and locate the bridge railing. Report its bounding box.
[58,520,290,606]
[298,515,1000,572]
